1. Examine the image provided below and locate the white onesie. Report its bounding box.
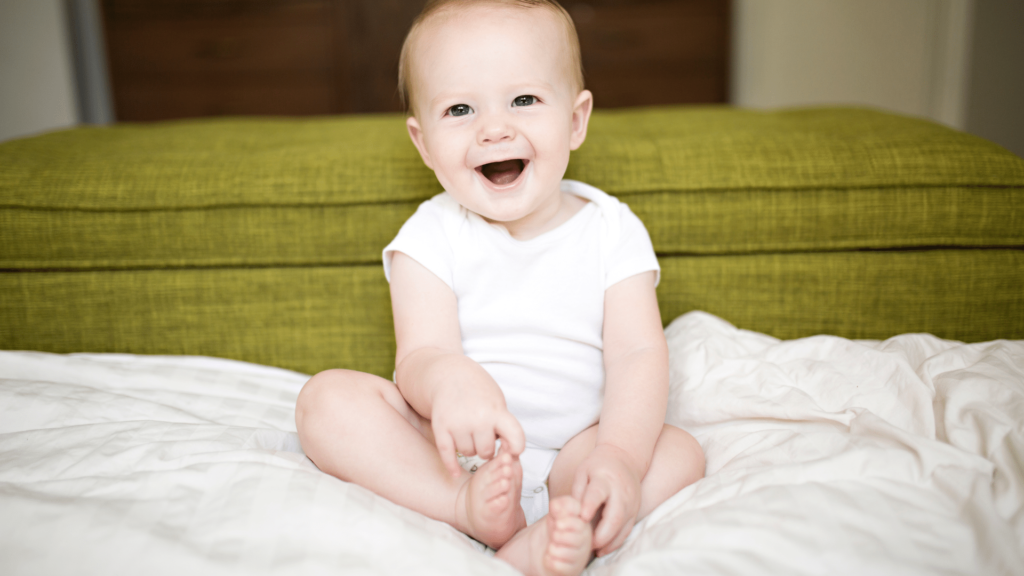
[383,179,660,525]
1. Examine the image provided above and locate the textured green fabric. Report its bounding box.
[2,250,1020,376]
[1,203,418,269]
[4,185,1022,270]
[3,108,1022,211]
[2,107,1022,269]
[2,106,1023,371]
[572,106,1024,191]
[0,266,395,376]
[658,250,1024,343]
[0,115,437,210]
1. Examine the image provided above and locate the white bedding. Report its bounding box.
[1,311,1022,575]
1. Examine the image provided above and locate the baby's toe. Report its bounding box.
[542,500,593,575]
[543,556,574,575]
[548,496,582,520]
[485,477,509,499]
[543,545,588,576]
[550,523,582,545]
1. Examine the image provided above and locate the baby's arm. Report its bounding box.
[390,251,525,476]
[572,270,668,554]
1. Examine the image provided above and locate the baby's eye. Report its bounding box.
[512,95,537,107]
[448,104,473,117]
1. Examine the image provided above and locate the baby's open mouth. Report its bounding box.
[479,159,526,186]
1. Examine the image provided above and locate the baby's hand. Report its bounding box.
[430,382,525,477]
[571,444,643,556]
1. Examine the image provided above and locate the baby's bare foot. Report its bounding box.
[534,496,593,576]
[495,495,593,576]
[455,452,526,549]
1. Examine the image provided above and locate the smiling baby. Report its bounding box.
[295,2,706,574]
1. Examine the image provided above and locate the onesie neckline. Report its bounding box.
[472,180,606,247]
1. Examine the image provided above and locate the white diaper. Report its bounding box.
[458,443,559,527]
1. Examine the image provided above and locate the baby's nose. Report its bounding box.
[478,117,516,144]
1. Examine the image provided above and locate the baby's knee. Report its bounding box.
[295,369,381,428]
[659,424,706,484]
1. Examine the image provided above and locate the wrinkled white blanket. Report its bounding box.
[1,311,1022,575]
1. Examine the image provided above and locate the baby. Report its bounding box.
[295,1,705,574]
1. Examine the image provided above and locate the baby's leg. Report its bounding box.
[459,449,527,548]
[295,369,525,548]
[494,496,592,576]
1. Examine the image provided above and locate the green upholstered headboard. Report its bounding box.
[2,106,1023,376]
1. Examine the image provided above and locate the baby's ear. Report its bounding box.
[569,90,594,151]
[406,116,434,169]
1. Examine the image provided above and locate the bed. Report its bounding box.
[2,106,1023,574]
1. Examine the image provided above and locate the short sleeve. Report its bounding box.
[382,194,457,290]
[605,202,661,289]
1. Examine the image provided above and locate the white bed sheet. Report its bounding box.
[1,311,1022,575]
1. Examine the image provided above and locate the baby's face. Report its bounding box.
[406,4,592,229]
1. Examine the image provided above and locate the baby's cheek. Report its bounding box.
[540,143,572,174]
[429,151,465,182]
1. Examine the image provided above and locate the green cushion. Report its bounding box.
[2,250,1019,377]
[0,266,395,376]
[2,107,1022,269]
[2,105,1023,373]
[657,250,1024,344]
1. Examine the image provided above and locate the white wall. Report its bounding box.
[731,0,973,129]
[0,0,79,142]
[964,0,1024,158]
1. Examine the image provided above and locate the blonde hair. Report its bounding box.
[397,0,584,114]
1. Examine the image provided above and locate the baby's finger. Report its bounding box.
[579,480,608,523]
[435,433,461,477]
[597,517,635,557]
[452,431,476,458]
[571,468,589,502]
[593,495,626,550]
[473,431,496,460]
[494,413,525,456]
